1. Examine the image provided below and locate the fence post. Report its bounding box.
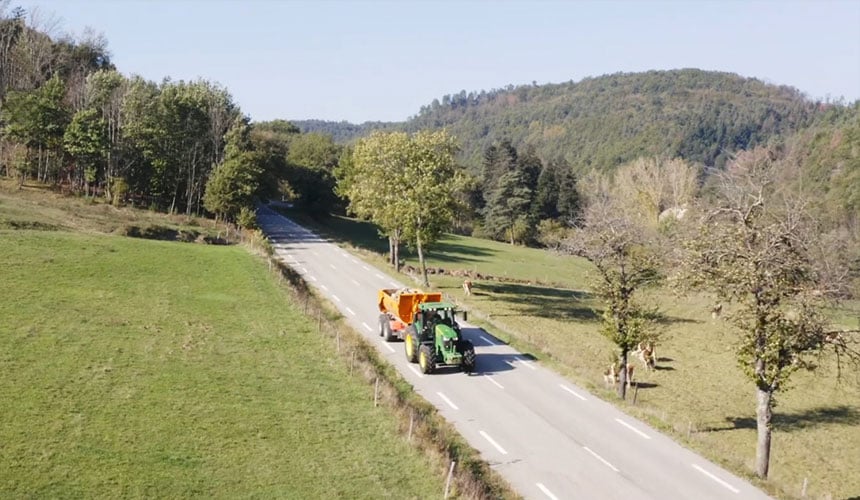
[373,377,380,407]
[408,410,414,443]
[444,461,456,499]
[801,477,808,498]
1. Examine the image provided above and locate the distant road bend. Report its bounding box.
[257,206,772,500]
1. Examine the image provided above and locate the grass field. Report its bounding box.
[0,191,446,497]
[289,211,860,500]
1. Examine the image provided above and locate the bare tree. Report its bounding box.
[677,147,860,478]
[614,156,699,226]
[561,170,661,399]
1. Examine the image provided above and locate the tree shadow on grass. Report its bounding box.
[482,282,601,322]
[703,405,860,433]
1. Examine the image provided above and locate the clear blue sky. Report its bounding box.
[19,0,860,123]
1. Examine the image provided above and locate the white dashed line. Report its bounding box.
[320,284,329,291]
[340,251,349,257]
[351,259,359,264]
[485,375,504,389]
[407,365,424,378]
[331,294,341,303]
[312,251,319,256]
[583,446,618,472]
[504,360,517,369]
[480,335,498,346]
[351,279,360,286]
[479,431,508,455]
[437,392,459,410]
[615,418,651,439]
[560,384,587,401]
[362,266,370,271]
[362,322,372,332]
[517,356,538,370]
[692,464,740,493]
[536,483,559,500]
[309,275,317,282]
[375,273,385,280]
[346,307,355,316]
[329,264,337,270]
[381,342,395,353]
[389,281,399,288]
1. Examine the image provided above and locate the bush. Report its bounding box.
[237,207,258,229]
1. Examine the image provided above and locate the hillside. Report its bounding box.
[295,69,824,174]
[408,69,822,172]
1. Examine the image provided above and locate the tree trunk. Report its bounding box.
[417,232,428,287]
[755,387,773,478]
[618,349,629,400]
[389,235,395,267]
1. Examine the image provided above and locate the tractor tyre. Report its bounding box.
[404,331,418,363]
[461,340,476,373]
[418,344,436,374]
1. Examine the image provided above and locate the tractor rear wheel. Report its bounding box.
[404,331,418,363]
[461,340,476,373]
[418,344,436,374]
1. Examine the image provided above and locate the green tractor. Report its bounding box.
[403,302,476,374]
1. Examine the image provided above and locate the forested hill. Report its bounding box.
[291,119,395,143]
[406,69,821,172]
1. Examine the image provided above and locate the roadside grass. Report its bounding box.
[0,180,223,240]
[293,211,860,500]
[0,229,445,498]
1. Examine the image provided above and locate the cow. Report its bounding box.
[463,279,473,296]
[633,341,657,371]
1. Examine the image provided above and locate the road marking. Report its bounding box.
[340,251,349,257]
[381,342,395,353]
[560,384,587,401]
[517,356,538,370]
[362,322,372,332]
[615,418,651,439]
[504,360,517,369]
[331,294,341,303]
[479,431,508,455]
[389,281,400,288]
[480,335,497,346]
[536,483,559,500]
[320,284,329,291]
[313,251,319,256]
[309,275,317,282]
[692,464,739,493]
[346,307,356,316]
[485,375,504,389]
[329,264,337,270]
[437,392,459,410]
[362,265,370,271]
[407,365,424,378]
[351,279,360,286]
[375,273,385,280]
[351,259,359,264]
[583,446,619,472]
[299,266,308,273]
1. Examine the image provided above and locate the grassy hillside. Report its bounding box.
[0,192,445,497]
[297,212,860,500]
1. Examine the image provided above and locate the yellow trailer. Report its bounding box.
[377,288,442,341]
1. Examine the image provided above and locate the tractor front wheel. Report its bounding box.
[418,344,436,374]
[405,332,418,363]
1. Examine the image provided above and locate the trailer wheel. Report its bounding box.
[461,340,476,373]
[378,314,388,337]
[382,320,395,342]
[404,332,418,363]
[418,344,436,374]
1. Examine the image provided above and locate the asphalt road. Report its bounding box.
[257,205,773,500]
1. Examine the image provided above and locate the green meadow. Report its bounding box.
[0,190,444,498]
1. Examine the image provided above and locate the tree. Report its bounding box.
[483,168,532,244]
[677,147,860,478]
[560,170,660,399]
[338,130,461,286]
[614,157,699,226]
[64,108,107,196]
[203,117,261,222]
